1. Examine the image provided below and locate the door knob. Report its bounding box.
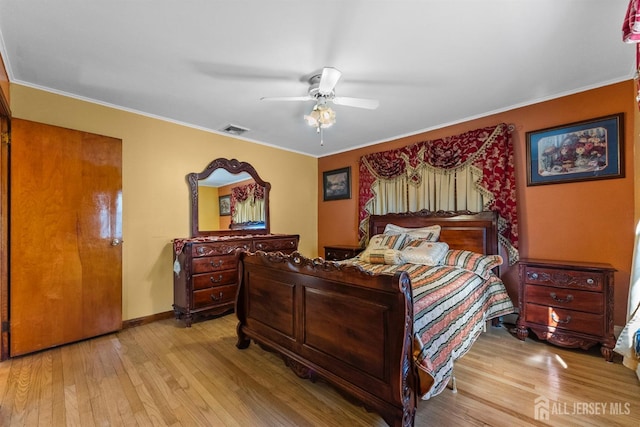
[111,238,123,246]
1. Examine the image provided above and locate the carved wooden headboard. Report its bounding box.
[368,210,499,256]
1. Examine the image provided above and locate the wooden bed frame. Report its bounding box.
[235,210,499,427]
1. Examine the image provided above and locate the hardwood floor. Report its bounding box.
[0,314,638,426]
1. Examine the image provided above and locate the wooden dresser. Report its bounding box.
[324,244,363,261]
[516,258,616,361]
[172,234,299,326]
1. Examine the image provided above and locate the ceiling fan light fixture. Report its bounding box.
[304,104,336,129]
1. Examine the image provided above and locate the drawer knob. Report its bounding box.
[210,292,223,301]
[210,275,223,283]
[530,272,539,280]
[586,278,594,285]
[550,292,573,303]
[551,312,572,324]
[197,247,205,254]
[210,260,223,268]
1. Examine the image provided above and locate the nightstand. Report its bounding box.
[516,258,616,361]
[324,245,363,261]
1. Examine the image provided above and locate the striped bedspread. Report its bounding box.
[347,260,515,399]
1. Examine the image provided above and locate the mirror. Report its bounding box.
[189,158,270,237]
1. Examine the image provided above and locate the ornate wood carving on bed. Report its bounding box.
[235,210,500,427]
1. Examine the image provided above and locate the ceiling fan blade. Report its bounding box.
[318,67,342,95]
[260,95,313,102]
[333,96,379,110]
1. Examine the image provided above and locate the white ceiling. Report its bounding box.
[0,1,635,158]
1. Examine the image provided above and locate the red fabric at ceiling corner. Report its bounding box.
[623,0,640,43]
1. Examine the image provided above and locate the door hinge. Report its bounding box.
[1,321,8,332]
[1,132,8,145]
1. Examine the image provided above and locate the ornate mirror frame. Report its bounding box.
[189,158,271,237]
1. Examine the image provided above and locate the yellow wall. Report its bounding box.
[197,185,219,230]
[10,83,318,321]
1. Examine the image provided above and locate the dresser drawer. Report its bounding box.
[254,237,298,252]
[192,284,237,309]
[525,303,604,336]
[192,241,251,257]
[192,255,238,273]
[524,284,603,314]
[192,270,238,291]
[325,245,363,261]
[522,266,604,292]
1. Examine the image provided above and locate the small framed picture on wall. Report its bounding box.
[323,167,351,201]
[218,195,231,216]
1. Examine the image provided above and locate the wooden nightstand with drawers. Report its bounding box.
[516,258,616,361]
[324,245,363,261]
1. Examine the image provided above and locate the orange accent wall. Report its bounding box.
[318,81,635,326]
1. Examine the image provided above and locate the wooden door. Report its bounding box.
[10,119,122,356]
[0,115,8,360]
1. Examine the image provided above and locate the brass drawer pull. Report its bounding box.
[210,275,223,283]
[551,312,572,324]
[550,292,573,303]
[210,292,223,301]
[209,259,223,268]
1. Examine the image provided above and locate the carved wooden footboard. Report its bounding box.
[235,210,502,426]
[236,251,417,427]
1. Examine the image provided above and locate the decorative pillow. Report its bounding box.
[383,223,441,241]
[360,248,405,265]
[440,249,503,278]
[401,241,449,265]
[359,233,410,263]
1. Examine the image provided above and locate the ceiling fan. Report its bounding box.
[260,67,379,145]
[260,67,379,110]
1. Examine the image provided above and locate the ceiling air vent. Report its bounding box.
[221,124,249,136]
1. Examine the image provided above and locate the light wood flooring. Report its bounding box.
[0,314,638,426]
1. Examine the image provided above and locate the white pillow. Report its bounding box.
[401,241,449,265]
[383,224,441,241]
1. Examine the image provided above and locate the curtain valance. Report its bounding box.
[358,123,518,264]
[231,183,264,203]
[231,183,264,221]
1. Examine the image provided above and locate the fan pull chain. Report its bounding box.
[319,126,324,146]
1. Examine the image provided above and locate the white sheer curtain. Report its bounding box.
[232,198,264,224]
[614,220,640,380]
[367,164,487,216]
[369,176,408,214]
[615,2,640,379]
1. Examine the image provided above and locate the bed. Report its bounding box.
[235,210,514,426]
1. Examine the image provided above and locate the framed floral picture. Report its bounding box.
[218,194,231,216]
[323,167,351,201]
[525,113,624,186]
